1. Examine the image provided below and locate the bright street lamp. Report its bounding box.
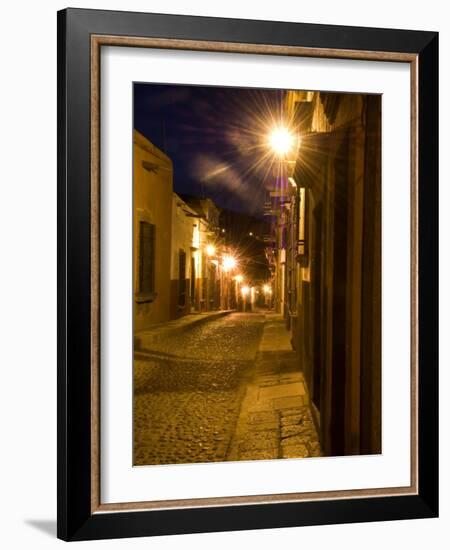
[206,244,216,257]
[269,127,294,156]
[222,255,237,272]
[234,274,244,283]
[241,286,250,297]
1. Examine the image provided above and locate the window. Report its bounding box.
[178,249,186,307]
[137,221,155,300]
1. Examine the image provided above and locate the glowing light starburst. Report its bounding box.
[206,244,216,257]
[187,89,307,214]
[222,255,237,272]
[269,127,294,156]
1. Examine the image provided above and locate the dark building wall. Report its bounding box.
[359,96,382,455]
[169,195,196,320]
[289,92,382,457]
[170,278,190,319]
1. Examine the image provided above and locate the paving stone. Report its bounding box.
[280,407,306,417]
[239,449,279,461]
[258,367,279,375]
[258,376,279,384]
[281,414,304,426]
[239,431,279,452]
[248,404,274,412]
[258,382,305,401]
[281,433,314,447]
[301,420,314,430]
[281,424,311,438]
[280,374,302,382]
[251,421,280,432]
[308,441,322,455]
[272,396,305,410]
[248,411,278,424]
[281,444,309,458]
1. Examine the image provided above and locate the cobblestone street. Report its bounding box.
[134,312,264,465]
[134,312,321,466]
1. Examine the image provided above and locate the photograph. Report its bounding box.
[132,83,382,466]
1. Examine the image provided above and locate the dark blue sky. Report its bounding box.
[133,83,286,217]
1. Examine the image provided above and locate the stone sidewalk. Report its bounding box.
[227,314,322,461]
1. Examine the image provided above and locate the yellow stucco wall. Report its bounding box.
[170,194,196,318]
[133,130,173,331]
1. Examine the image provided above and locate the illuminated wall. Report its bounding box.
[133,130,173,331]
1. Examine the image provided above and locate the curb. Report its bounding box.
[134,310,234,350]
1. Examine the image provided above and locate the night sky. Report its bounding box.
[133,83,287,217]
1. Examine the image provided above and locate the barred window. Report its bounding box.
[138,221,155,296]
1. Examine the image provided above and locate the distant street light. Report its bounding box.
[206,244,216,257]
[263,284,271,294]
[241,285,250,312]
[222,255,237,272]
[234,274,244,283]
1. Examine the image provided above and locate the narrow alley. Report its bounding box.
[133,312,320,465]
[132,85,382,463]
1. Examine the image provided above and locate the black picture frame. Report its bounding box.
[57,7,438,541]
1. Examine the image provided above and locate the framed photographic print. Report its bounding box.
[57,8,438,541]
